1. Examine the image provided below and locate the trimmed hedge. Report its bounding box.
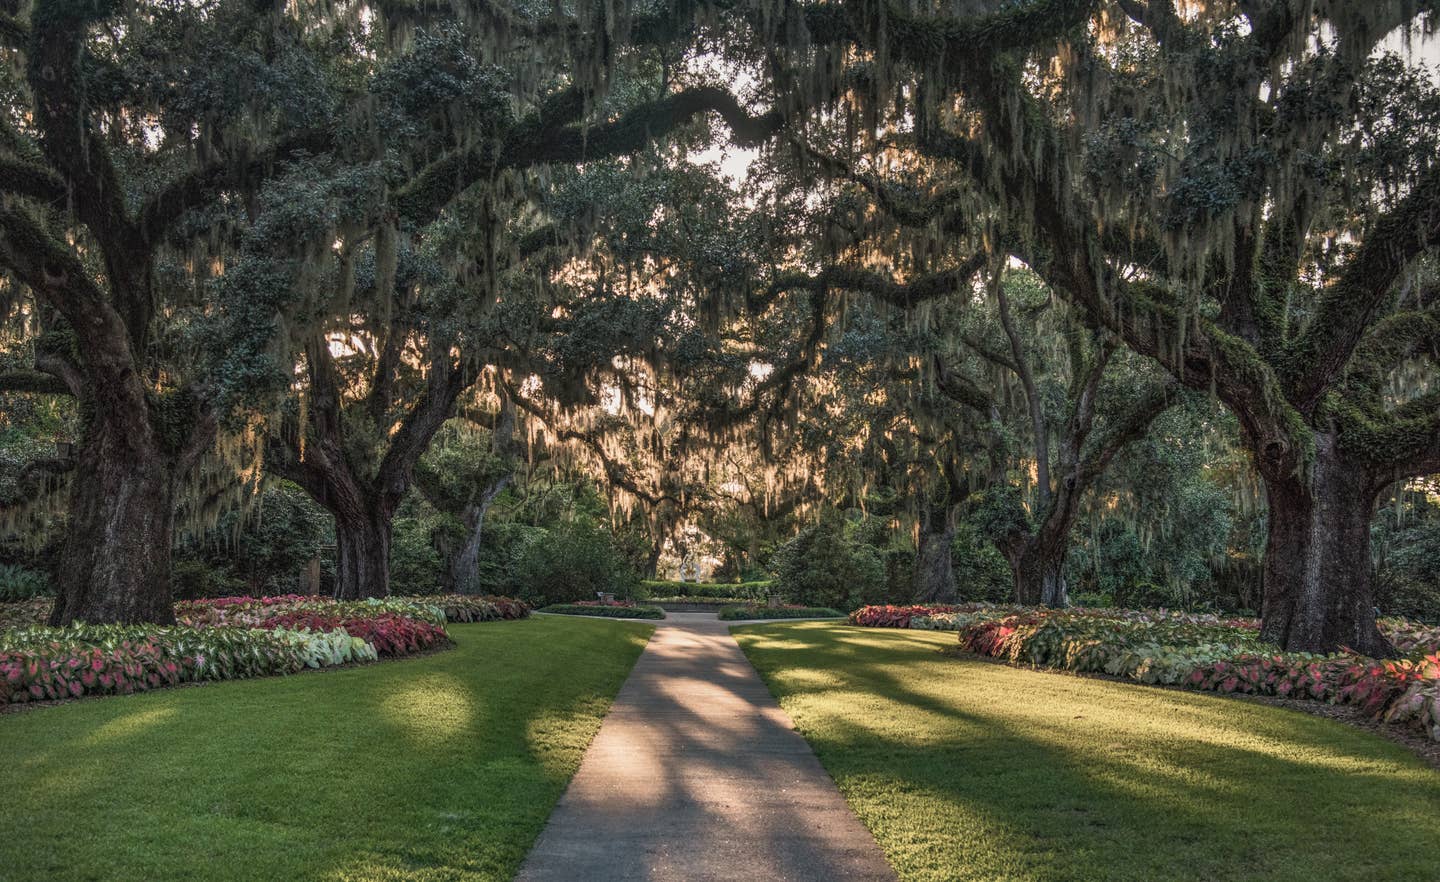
[718,604,843,621]
[640,581,772,600]
[540,603,665,620]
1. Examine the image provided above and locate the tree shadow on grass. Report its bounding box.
[736,623,1440,882]
[0,616,654,882]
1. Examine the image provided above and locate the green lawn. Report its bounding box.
[0,616,653,882]
[734,622,1440,882]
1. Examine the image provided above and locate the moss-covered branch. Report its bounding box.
[1288,164,1440,411]
[394,86,784,227]
[373,349,475,497]
[0,369,72,395]
[1352,307,1440,383]
[1075,378,1177,490]
[136,130,334,248]
[0,158,66,208]
[0,203,109,320]
[756,259,985,312]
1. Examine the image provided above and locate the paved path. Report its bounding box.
[516,613,895,882]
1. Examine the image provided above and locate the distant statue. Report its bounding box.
[678,556,701,583]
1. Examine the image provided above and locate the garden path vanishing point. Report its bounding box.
[516,612,895,881]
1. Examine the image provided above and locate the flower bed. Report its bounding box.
[0,593,535,707]
[0,623,378,704]
[848,604,1440,742]
[718,604,843,621]
[539,602,665,619]
[174,595,447,629]
[408,594,530,622]
[850,604,963,628]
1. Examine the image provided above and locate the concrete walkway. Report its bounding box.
[516,613,895,882]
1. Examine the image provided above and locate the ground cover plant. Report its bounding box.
[717,604,844,621]
[850,605,1440,742]
[0,594,532,706]
[735,622,1440,882]
[0,616,653,880]
[540,602,666,620]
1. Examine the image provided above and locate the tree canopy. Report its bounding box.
[1,0,1438,654]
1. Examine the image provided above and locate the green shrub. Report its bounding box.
[169,559,245,600]
[172,481,333,596]
[952,524,1013,603]
[0,563,51,601]
[539,603,664,619]
[771,521,884,611]
[390,512,449,595]
[470,521,547,595]
[511,521,637,606]
[717,604,843,620]
[394,594,530,622]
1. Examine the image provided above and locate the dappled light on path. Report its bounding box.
[517,613,894,881]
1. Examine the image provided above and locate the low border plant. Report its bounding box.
[0,593,527,707]
[539,602,665,620]
[718,604,843,621]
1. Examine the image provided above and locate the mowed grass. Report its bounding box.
[733,622,1440,882]
[0,616,653,882]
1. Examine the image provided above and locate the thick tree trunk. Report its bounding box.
[449,476,509,593]
[334,507,394,600]
[644,542,663,580]
[1009,539,1069,608]
[1257,434,1390,656]
[49,429,177,625]
[913,519,958,603]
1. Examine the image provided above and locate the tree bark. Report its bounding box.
[450,476,510,593]
[1257,433,1391,656]
[1009,538,1069,608]
[334,504,395,600]
[913,513,958,603]
[48,430,179,625]
[644,541,664,579]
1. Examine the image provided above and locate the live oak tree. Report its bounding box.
[413,402,520,594]
[936,270,1179,607]
[785,264,1178,606]
[0,1,339,623]
[248,5,806,600]
[761,0,1440,653]
[0,0,792,613]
